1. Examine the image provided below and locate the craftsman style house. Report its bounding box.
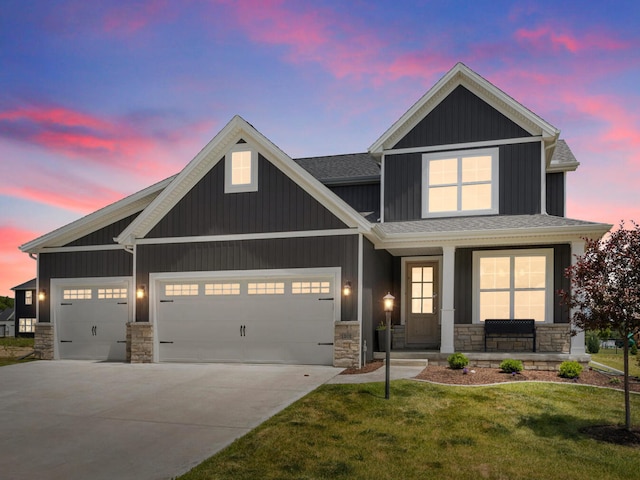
[20,63,611,367]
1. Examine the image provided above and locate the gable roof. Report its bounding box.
[115,116,371,245]
[295,153,380,185]
[20,176,174,253]
[0,307,14,322]
[369,62,560,156]
[548,139,579,172]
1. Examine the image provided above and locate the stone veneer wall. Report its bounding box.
[127,322,153,363]
[34,322,54,360]
[454,323,571,353]
[334,321,360,368]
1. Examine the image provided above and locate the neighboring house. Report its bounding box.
[0,307,15,337]
[19,63,611,367]
[11,279,36,338]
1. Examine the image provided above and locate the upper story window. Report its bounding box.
[225,144,258,193]
[25,291,33,305]
[422,148,498,217]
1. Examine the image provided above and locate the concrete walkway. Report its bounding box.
[0,361,340,480]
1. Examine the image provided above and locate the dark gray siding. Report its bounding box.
[147,154,347,238]
[136,235,359,322]
[546,172,565,217]
[38,250,133,323]
[394,86,531,149]
[499,143,541,215]
[66,213,141,247]
[384,143,542,221]
[329,182,380,220]
[454,244,571,325]
[383,153,421,221]
[362,238,393,361]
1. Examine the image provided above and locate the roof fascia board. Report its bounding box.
[369,63,560,155]
[116,116,371,244]
[19,176,173,253]
[372,222,612,250]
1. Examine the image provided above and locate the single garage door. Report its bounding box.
[56,283,129,361]
[156,273,336,364]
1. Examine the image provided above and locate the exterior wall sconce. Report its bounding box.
[342,281,352,296]
[383,292,395,399]
[38,289,46,302]
[136,285,146,299]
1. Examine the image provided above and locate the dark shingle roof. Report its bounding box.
[11,278,36,291]
[376,215,607,236]
[550,140,579,169]
[0,308,14,322]
[294,153,380,183]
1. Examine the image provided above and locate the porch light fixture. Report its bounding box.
[382,292,395,399]
[38,289,46,302]
[136,285,146,299]
[342,281,352,296]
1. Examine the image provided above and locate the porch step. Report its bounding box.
[383,358,429,367]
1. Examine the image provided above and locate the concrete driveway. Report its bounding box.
[0,361,340,480]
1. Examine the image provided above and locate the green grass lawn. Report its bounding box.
[0,337,35,348]
[179,380,640,480]
[591,349,640,377]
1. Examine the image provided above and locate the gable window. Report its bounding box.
[422,148,498,217]
[473,249,553,323]
[225,145,258,193]
[25,291,33,305]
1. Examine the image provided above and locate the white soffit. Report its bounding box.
[19,176,174,253]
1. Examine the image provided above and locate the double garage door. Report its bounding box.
[156,272,336,365]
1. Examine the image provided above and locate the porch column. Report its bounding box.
[570,240,586,355]
[440,245,455,353]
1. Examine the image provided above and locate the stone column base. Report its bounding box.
[334,321,360,368]
[127,322,153,363]
[34,323,54,360]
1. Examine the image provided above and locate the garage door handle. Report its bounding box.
[160,300,174,303]
[60,340,72,343]
[117,302,127,305]
[117,340,126,343]
[160,341,174,344]
[318,297,334,301]
[317,342,334,345]
[61,302,73,306]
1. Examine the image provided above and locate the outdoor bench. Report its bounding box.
[484,319,536,352]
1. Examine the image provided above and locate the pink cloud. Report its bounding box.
[514,26,630,53]
[0,225,40,297]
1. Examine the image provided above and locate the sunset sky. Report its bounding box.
[1,0,639,297]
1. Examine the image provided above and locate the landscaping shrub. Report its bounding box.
[631,343,638,355]
[447,353,469,370]
[500,359,523,374]
[585,331,600,354]
[558,361,583,379]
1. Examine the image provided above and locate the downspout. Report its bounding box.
[542,138,558,216]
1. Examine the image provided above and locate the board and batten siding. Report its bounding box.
[136,235,359,322]
[329,183,380,220]
[454,244,571,325]
[37,250,133,323]
[384,143,542,222]
[393,85,531,149]
[147,154,347,238]
[546,172,565,217]
[65,213,141,247]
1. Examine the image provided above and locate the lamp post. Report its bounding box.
[383,292,395,399]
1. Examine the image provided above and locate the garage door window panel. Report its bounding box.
[64,289,92,300]
[248,282,285,295]
[205,283,240,295]
[292,281,330,294]
[98,288,127,299]
[165,284,199,296]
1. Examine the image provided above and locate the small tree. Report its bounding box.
[561,222,640,431]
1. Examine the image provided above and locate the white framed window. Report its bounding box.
[248,282,285,295]
[63,289,92,300]
[25,291,33,305]
[205,283,241,295]
[19,318,36,333]
[473,249,553,323]
[165,284,199,296]
[225,144,258,193]
[422,148,498,217]
[291,281,331,294]
[98,288,127,299]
